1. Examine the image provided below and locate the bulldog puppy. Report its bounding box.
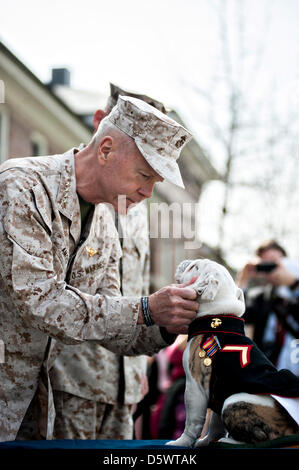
[167,259,299,447]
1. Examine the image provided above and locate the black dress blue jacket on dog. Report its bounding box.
[188,314,299,415]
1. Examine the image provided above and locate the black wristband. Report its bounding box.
[141,296,155,327]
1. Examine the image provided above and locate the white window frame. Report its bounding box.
[0,80,4,104]
[30,131,48,156]
[0,105,10,163]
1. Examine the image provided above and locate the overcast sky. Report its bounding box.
[1,0,298,121]
[1,0,299,267]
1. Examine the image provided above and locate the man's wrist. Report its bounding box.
[141,296,155,326]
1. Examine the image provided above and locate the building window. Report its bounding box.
[0,80,4,104]
[30,132,48,156]
[0,107,9,163]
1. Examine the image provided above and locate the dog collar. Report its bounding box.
[188,314,245,341]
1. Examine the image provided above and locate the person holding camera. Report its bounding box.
[237,240,299,376]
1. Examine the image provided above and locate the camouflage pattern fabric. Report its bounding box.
[0,149,169,441]
[50,203,150,438]
[53,391,134,440]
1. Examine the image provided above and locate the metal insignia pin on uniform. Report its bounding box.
[199,350,206,358]
[86,246,98,257]
[211,318,222,328]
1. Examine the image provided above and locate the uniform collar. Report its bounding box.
[56,148,79,217]
[188,314,245,341]
[56,148,81,244]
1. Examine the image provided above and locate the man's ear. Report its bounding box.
[197,274,219,300]
[97,136,113,165]
[93,109,106,131]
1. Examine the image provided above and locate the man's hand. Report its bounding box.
[147,277,198,334]
[236,259,260,288]
[265,260,297,287]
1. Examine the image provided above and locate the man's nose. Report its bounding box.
[139,182,155,199]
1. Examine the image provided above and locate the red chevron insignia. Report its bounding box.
[221,345,253,368]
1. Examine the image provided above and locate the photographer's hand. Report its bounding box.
[236,259,260,288]
[266,260,297,287]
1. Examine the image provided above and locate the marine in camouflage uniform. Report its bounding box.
[0,150,172,442]
[0,96,194,441]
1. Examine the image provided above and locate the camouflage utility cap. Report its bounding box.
[106,83,167,114]
[108,95,192,188]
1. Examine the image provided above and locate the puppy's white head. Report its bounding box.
[175,258,245,318]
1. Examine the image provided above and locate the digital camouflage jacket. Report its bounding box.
[0,150,169,441]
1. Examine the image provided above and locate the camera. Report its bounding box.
[255,261,277,273]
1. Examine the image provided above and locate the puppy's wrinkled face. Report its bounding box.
[175,258,245,316]
[175,259,196,284]
[175,259,219,296]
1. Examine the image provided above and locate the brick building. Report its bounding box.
[0,41,91,163]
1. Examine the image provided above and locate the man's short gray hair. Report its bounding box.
[90,116,134,152]
[91,116,118,144]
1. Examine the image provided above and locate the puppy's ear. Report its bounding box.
[236,287,245,303]
[197,274,219,300]
[175,260,193,283]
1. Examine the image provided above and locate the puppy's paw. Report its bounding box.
[194,435,211,447]
[166,434,195,447]
[166,440,177,446]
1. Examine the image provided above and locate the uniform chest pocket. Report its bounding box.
[69,244,108,291]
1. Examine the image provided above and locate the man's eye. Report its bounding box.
[141,173,150,179]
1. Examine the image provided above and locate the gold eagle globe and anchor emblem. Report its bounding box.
[85,246,98,257]
[211,318,222,329]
